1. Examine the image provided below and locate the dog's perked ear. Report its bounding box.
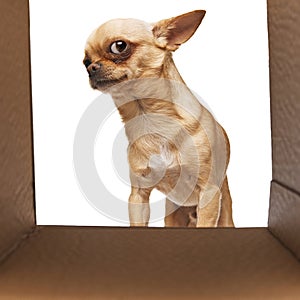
[152,10,206,51]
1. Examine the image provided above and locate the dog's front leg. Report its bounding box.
[128,187,152,227]
[197,185,221,227]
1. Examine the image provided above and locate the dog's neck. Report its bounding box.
[110,54,187,121]
[160,53,185,83]
[108,53,202,143]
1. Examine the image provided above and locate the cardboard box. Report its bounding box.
[0,0,299,299]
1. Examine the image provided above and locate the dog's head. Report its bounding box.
[83,10,206,91]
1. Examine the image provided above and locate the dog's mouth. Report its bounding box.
[90,75,128,91]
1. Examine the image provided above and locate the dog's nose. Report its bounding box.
[87,62,102,76]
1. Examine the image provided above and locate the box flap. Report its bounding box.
[0,227,299,299]
[0,0,35,261]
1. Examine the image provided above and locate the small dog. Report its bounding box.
[83,10,234,227]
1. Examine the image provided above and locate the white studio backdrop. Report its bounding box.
[29,0,271,227]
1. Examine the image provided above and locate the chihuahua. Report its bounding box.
[83,10,234,227]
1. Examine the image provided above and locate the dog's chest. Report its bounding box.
[128,136,200,206]
[128,136,178,183]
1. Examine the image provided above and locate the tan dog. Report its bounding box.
[83,10,234,227]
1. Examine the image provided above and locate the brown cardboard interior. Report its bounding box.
[267,0,300,259]
[0,0,299,299]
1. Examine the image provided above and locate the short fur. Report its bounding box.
[83,10,234,227]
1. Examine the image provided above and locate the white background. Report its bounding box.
[30,0,271,227]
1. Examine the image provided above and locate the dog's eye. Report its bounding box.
[110,41,128,54]
[83,58,92,68]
